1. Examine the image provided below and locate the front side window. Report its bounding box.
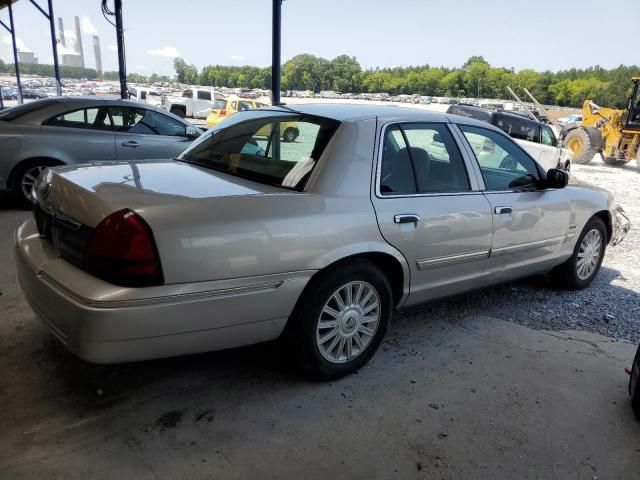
[178,115,339,190]
[460,125,540,191]
[108,107,186,136]
[541,125,557,147]
[380,123,470,195]
[238,101,254,112]
[45,107,112,130]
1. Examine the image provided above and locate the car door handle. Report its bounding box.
[494,206,513,214]
[394,214,420,224]
[121,141,140,148]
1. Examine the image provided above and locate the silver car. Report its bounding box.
[15,104,630,379]
[0,97,202,207]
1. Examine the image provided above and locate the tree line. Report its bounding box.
[172,54,639,109]
[0,59,98,80]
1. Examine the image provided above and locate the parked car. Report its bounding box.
[205,96,299,142]
[629,344,640,419]
[1,86,18,100]
[557,114,583,126]
[16,104,629,379]
[0,97,202,207]
[161,87,221,119]
[447,104,573,170]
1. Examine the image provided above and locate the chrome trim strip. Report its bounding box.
[416,250,489,270]
[490,236,566,257]
[38,273,286,309]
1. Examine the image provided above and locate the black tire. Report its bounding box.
[564,128,600,164]
[170,107,186,119]
[584,126,604,150]
[553,217,606,290]
[282,127,298,143]
[603,156,629,166]
[630,346,640,419]
[10,159,61,209]
[285,259,393,380]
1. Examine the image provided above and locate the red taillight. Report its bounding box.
[218,108,227,116]
[83,209,163,287]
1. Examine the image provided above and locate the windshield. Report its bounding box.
[178,114,339,190]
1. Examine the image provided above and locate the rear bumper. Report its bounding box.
[611,207,630,246]
[15,218,313,364]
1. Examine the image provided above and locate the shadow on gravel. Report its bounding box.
[0,191,22,210]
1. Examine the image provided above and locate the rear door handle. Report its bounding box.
[394,214,420,224]
[494,206,513,214]
[121,141,140,148]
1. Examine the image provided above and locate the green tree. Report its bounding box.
[173,57,198,84]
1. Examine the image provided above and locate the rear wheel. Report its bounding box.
[553,217,606,290]
[170,107,186,118]
[564,127,601,164]
[286,259,392,380]
[11,159,60,209]
[282,127,298,143]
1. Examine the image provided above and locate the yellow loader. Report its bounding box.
[563,77,640,166]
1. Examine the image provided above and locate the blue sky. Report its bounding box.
[1,0,638,76]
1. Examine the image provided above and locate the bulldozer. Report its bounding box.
[563,77,640,166]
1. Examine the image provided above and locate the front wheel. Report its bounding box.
[553,217,606,290]
[282,127,298,143]
[11,159,59,209]
[286,260,393,380]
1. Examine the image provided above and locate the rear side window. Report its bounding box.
[212,100,226,110]
[494,115,540,143]
[178,115,339,191]
[238,101,254,111]
[380,123,470,195]
[197,90,212,101]
[45,107,112,130]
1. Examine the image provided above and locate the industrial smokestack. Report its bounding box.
[92,35,102,74]
[74,16,85,68]
[58,18,65,46]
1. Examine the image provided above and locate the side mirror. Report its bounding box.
[545,168,569,189]
[185,126,200,139]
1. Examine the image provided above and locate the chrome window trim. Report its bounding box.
[373,121,483,199]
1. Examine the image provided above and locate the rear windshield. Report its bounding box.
[447,105,492,122]
[0,99,60,121]
[212,99,226,109]
[178,114,339,191]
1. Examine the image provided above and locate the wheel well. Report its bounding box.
[594,210,612,244]
[317,252,406,307]
[7,157,64,191]
[170,105,186,113]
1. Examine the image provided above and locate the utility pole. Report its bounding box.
[114,0,127,99]
[271,0,282,105]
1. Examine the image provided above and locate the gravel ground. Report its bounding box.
[393,153,639,343]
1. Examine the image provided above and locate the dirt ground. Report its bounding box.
[1,157,639,479]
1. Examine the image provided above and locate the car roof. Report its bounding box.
[270,103,452,122]
[0,96,190,126]
[449,103,543,125]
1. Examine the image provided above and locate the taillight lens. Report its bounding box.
[219,108,227,116]
[83,209,164,287]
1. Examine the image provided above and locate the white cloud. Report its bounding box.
[108,44,118,52]
[146,46,180,58]
[230,55,245,61]
[81,17,98,36]
[2,35,31,53]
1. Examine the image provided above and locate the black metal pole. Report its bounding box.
[8,2,23,104]
[271,0,281,105]
[0,85,4,109]
[114,0,127,99]
[47,0,62,96]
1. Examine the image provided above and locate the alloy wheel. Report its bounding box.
[316,281,381,364]
[576,229,602,280]
[21,166,46,201]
